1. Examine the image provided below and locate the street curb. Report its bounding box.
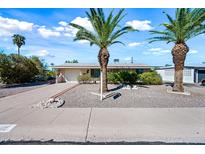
[1,140,205,145]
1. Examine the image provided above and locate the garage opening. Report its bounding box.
[198,70,205,83]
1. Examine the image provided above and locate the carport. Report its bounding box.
[196,69,205,83]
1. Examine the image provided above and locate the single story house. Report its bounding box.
[156,64,205,84]
[52,63,152,83]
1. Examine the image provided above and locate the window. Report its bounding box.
[136,69,144,74]
[91,69,100,78]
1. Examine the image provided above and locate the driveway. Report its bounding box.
[0,82,50,98]
[0,83,205,144]
[0,83,77,111]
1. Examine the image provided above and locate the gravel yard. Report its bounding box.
[0,82,50,98]
[60,84,205,108]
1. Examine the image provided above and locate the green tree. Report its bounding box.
[12,34,26,55]
[70,8,135,92]
[30,56,45,76]
[65,59,79,63]
[148,8,205,92]
[50,63,54,66]
[165,64,172,67]
[0,53,38,84]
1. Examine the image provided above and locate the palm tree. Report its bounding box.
[12,34,26,55]
[148,8,205,92]
[70,8,135,92]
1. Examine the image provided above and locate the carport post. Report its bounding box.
[100,70,103,101]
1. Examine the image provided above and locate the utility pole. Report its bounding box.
[100,71,103,101]
[131,57,133,64]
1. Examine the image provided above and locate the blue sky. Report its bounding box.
[0,8,204,66]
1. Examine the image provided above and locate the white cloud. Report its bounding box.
[64,32,72,37]
[0,16,34,37]
[189,49,198,54]
[37,26,61,38]
[152,50,170,55]
[54,26,65,32]
[125,20,154,31]
[43,17,93,39]
[58,21,68,27]
[142,51,150,55]
[64,26,78,37]
[71,17,93,31]
[37,50,50,57]
[160,50,170,53]
[28,49,55,58]
[0,16,34,31]
[143,48,170,55]
[77,40,90,44]
[62,17,93,37]
[0,30,12,37]
[149,48,161,51]
[124,57,131,61]
[128,42,144,47]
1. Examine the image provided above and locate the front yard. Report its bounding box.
[60,84,205,108]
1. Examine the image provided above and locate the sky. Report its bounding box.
[0,8,204,66]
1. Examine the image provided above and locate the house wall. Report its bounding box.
[56,68,89,83]
[156,68,195,83]
[56,67,151,83]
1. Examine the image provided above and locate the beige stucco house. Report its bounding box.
[52,63,152,83]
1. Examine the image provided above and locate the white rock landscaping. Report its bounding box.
[122,85,138,90]
[32,97,65,109]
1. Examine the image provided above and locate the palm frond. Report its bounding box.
[70,8,135,48]
[109,41,125,46]
[149,8,205,44]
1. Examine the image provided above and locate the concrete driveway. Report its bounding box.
[0,83,76,111]
[0,83,205,144]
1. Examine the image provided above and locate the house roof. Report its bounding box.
[52,63,152,69]
[157,64,205,70]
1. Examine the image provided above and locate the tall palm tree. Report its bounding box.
[12,34,26,55]
[70,8,135,92]
[149,8,205,92]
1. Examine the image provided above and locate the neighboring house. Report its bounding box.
[156,64,205,84]
[52,63,152,83]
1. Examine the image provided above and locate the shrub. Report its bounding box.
[0,53,39,84]
[46,70,56,78]
[107,72,121,84]
[77,74,91,83]
[118,71,138,84]
[108,71,138,85]
[138,71,162,85]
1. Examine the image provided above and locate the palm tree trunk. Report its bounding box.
[172,43,189,92]
[17,47,20,55]
[98,47,110,92]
